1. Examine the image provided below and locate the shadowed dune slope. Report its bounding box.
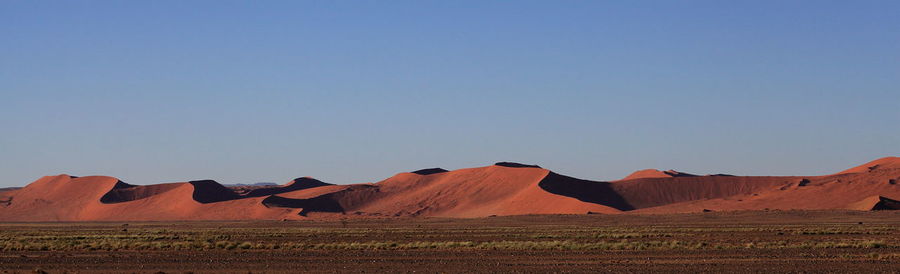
[494,162,542,168]
[847,196,900,211]
[189,180,242,203]
[1,157,899,221]
[100,183,183,204]
[631,169,900,214]
[411,168,449,175]
[609,176,800,209]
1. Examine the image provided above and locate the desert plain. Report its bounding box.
[1,212,900,273]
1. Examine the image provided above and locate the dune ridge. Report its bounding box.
[1,158,898,221]
[836,157,900,175]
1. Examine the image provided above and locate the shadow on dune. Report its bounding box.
[537,172,635,211]
[100,178,337,205]
[872,196,900,210]
[101,180,241,204]
[100,178,331,204]
[495,162,542,168]
[261,185,382,216]
[100,181,180,204]
[537,173,793,211]
[262,195,344,216]
[188,180,241,203]
[662,170,698,177]
[411,168,449,175]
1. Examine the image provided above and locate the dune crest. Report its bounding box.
[619,169,697,181]
[836,157,900,175]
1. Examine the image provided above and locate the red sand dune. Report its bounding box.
[618,169,697,181]
[1,158,898,221]
[835,157,900,175]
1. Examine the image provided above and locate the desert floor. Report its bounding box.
[1,210,899,273]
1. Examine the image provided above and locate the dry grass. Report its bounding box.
[2,212,900,273]
[0,225,896,251]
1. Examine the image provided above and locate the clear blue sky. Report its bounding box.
[2,1,898,187]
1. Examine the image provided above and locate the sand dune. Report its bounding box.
[836,157,900,175]
[1,158,898,221]
[619,169,697,181]
[0,176,300,221]
[242,177,332,197]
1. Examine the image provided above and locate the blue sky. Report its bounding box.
[2,1,898,186]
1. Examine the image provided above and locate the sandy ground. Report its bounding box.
[1,210,899,273]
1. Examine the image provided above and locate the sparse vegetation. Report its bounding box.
[1,224,897,252]
[1,213,900,272]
